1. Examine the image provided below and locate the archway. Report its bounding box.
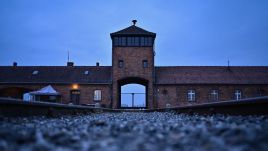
[118,77,148,109]
[0,87,33,99]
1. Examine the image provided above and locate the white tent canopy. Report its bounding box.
[23,85,61,102]
[29,85,60,95]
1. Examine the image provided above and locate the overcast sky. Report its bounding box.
[0,0,268,66]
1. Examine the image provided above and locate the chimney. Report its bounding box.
[13,62,17,67]
[132,20,137,26]
[96,62,100,66]
[227,60,231,71]
[67,62,74,67]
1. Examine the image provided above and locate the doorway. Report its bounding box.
[118,77,148,109]
[121,84,146,108]
[70,90,80,105]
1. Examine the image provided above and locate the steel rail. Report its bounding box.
[150,96,268,115]
[0,97,268,117]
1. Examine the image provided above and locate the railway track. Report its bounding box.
[1,97,268,151]
[0,96,268,117]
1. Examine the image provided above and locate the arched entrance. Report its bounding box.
[0,87,33,99]
[118,77,148,109]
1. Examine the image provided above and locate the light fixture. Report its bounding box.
[72,84,79,90]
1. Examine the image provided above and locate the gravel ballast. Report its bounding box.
[0,112,267,151]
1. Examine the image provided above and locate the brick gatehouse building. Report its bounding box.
[1,20,268,109]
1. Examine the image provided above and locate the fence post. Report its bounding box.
[131,93,134,107]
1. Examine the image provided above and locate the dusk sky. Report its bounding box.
[1,0,268,66]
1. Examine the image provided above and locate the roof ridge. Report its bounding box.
[155,66,268,68]
[0,66,112,67]
[110,25,156,37]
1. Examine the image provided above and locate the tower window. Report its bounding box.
[94,90,102,101]
[234,90,242,100]
[144,37,153,46]
[121,37,126,46]
[118,60,124,68]
[140,37,145,46]
[142,60,148,68]
[114,36,154,47]
[113,37,119,46]
[134,37,139,46]
[187,90,196,102]
[147,37,153,46]
[118,37,122,45]
[144,37,148,46]
[127,37,134,46]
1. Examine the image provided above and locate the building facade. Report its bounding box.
[1,20,268,109]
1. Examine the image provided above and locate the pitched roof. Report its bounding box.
[29,85,60,95]
[1,66,267,85]
[0,66,112,84]
[110,25,156,37]
[155,66,268,84]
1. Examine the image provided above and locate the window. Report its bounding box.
[234,90,242,100]
[144,37,148,46]
[113,37,119,46]
[114,36,154,46]
[127,37,134,46]
[257,88,264,97]
[210,90,218,101]
[148,37,152,46]
[141,37,153,46]
[140,37,145,46]
[134,37,139,46]
[142,60,148,68]
[121,37,126,46]
[94,90,101,101]
[187,90,196,102]
[118,60,124,68]
[32,70,39,75]
[118,37,122,45]
[84,70,89,75]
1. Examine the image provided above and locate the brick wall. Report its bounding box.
[112,46,155,109]
[0,84,112,107]
[155,84,268,108]
[1,83,268,109]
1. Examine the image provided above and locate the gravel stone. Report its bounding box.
[0,112,267,151]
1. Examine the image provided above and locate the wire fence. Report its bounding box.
[121,93,146,108]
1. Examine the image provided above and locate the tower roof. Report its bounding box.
[110,20,156,38]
